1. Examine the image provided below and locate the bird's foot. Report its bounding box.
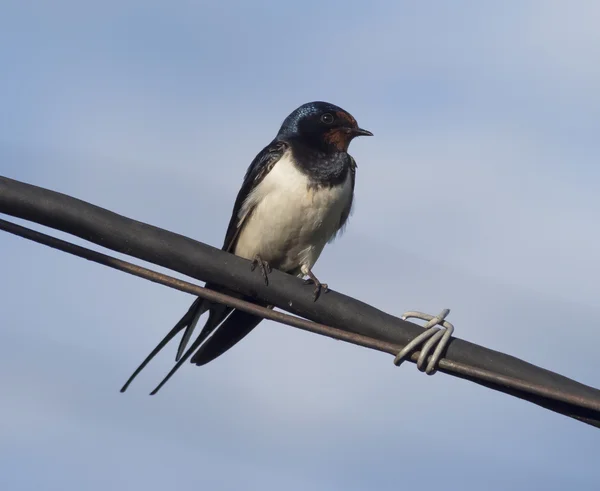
[302,269,328,302]
[393,309,454,375]
[250,255,272,286]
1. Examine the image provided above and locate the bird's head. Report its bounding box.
[277,101,372,153]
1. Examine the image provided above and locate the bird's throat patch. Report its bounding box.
[324,128,350,151]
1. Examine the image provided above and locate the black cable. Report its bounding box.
[1,175,600,428]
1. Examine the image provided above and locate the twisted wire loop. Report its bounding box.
[393,309,454,375]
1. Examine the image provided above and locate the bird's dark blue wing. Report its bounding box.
[221,139,289,252]
[190,308,270,366]
[120,140,289,394]
[171,139,289,362]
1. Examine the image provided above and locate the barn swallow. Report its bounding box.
[121,101,372,394]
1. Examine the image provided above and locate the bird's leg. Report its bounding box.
[250,254,272,286]
[393,309,454,375]
[301,267,329,302]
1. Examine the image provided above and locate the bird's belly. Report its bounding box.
[233,164,351,274]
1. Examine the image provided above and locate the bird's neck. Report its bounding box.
[288,139,350,187]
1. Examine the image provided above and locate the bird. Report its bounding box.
[120,101,372,394]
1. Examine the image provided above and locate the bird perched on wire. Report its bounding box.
[121,101,372,394]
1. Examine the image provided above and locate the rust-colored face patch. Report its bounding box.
[335,110,357,128]
[324,128,351,151]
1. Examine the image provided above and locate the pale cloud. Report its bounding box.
[519,0,600,89]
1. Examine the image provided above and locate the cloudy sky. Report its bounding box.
[2,1,600,489]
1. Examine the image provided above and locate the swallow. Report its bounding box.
[120,101,372,394]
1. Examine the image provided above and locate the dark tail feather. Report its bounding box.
[148,305,233,395]
[175,303,209,362]
[189,307,272,367]
[175,284,243,361]
[120,297,205,393]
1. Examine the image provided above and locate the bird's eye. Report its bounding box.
[321,113,334,124]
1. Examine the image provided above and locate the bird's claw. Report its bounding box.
[393,308,454,375]
[303,278,328,301]
[250,255,272,286]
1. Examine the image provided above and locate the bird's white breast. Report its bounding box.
[233,152,352,274]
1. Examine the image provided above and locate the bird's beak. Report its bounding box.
[352,127,373,137]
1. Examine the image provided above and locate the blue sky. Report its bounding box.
[1,1,600,489]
